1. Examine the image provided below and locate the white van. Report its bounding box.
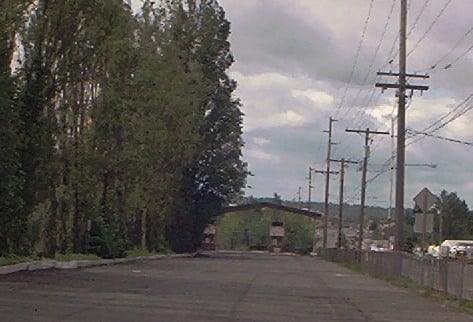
[441,240,473,258]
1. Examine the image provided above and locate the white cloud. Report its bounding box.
[245,148,279,162]
[445,116,473,139]
[231,70,338,135]
[291,89,334,108]
[271,110,308,127]
[252,137,270,146]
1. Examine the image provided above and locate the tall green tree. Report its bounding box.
[127,0,208,252]
[0,0,28,255]
[17,0,68,257]
[163,0,248,252]
[438,190,472,240]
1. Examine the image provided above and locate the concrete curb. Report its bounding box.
[0,253,197,275]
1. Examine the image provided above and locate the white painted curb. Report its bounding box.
[0,253,196,275]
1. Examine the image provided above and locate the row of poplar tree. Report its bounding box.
[0,0,248,258]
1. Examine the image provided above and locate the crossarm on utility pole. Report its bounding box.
[329,159,358,248]
[321,117,338,249]
[346,128,389,251]
[375,0,429,251]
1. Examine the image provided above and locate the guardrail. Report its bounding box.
[318,248,472,301]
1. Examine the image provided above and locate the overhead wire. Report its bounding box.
[407,0,452,57]
[339,0,396,123]
[337,0,462,206]
[334,1,398,158]
[346,94,446,203]
[409,93,473,140]
[444,42,473,69]
[407,129,473,147]
[341,99,398,204]
[415,25,473,74]
[337,0,425,161]
[361,93,473,189]
[407,0,430,39]
[381,0,415,69]
[333,0,374,120]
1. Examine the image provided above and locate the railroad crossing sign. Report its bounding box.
[413,187,438,212]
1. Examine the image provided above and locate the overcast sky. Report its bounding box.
[132,1,473,210]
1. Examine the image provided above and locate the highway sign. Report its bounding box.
[414,213,434,233]
[413,187,438,212]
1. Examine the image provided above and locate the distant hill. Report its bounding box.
[284,201,390,224]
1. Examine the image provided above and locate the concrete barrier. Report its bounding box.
[27,260,55,271]
[55,260,78,269]
[0,253,197,275]
[0,262,29,275]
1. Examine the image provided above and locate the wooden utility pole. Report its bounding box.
[307,167,314,211]
[308,167,323,253]
[396,0,408,253]
[322,117,337,248]
[375,0,429,251]
[346,128,389,251]
[388,114,395,220]
[315,168,339,249]
[330,158,358,248]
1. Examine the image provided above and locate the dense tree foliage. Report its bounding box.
[0,0,247,258]
[438,190,473,240]
[0,0,28,256]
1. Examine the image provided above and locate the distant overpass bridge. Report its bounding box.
[220,202,323,219]
[200,202,323,251]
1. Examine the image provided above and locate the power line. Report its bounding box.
[346,96,473,207]
[407,0,452,57]
[337,2,404,153]
[334,0,374,119]
[414,25,473,74]
[407,0,430,39]
[411,93,473,140]
[382,0,415,68]
[407,128,473,147]
[340,0,396,122]
[367,94,473,181]
[444,42,473,70]
[334,78,393,159]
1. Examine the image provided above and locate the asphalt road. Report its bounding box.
[1,251,472,322]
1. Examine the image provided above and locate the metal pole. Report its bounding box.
[395,0,407,251]
[421,193,427,254]
[439,207,443,244]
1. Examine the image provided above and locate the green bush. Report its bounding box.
[0,255,34,266]
[87,217,128,259]
[126,247,156,258]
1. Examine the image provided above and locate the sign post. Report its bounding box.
[413,187,438,253]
